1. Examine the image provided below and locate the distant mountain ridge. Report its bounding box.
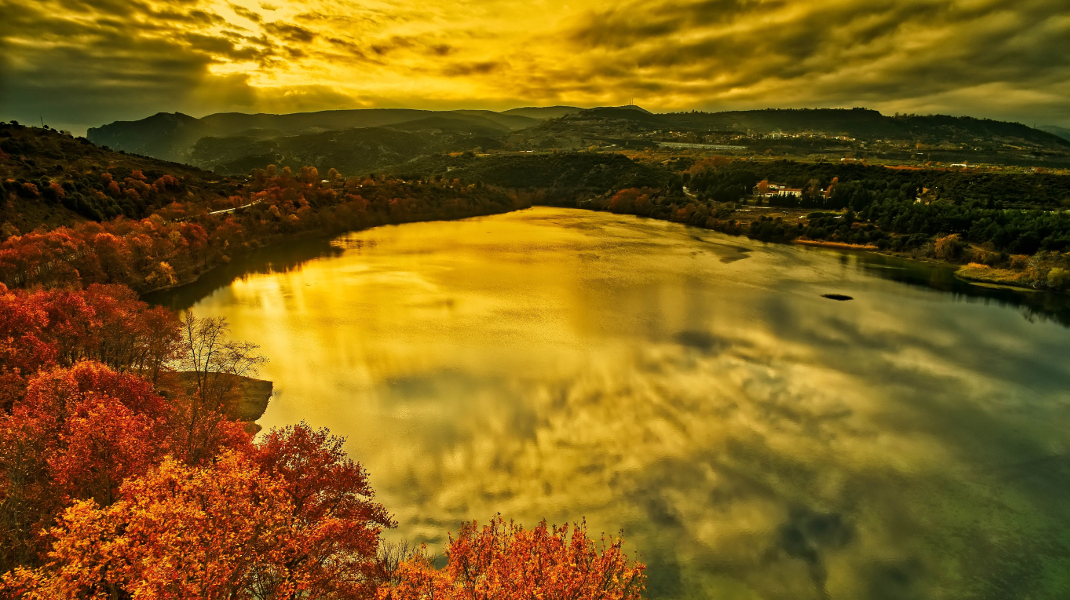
[87,106,1070,176]
[187,118,509,176]
[86,108,554,163]
[501,106,584,119]
[569,107,1068,147]
[1041,125,1070,142]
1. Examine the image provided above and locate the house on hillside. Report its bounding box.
[753,180,802,198]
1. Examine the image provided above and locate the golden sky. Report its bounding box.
[1,0,1069,133]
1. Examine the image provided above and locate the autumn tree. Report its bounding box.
[173,313,264,464]
[300,166,320,184]
[0,362,169,572]
[17,452,292,600]
[40,284,180,380]
[11,426,393,600]
[380,516,646,600]
[0,283,55,410]
[251,423,395,599]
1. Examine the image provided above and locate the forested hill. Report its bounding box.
[0,121,236,233]
[534,107,1069,151]
[0,122,524,294]
[86,108,546,164]
[656,108,1068,146]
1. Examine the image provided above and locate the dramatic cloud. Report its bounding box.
[1,0,1068,133]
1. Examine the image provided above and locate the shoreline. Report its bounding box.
[793,238,1058,293]
[142,207,523,298]
[140,228,328,296]
[146,204,1064,303]
[793,239,880,251]
[954,263,1046,292]
[579,206,1059,295]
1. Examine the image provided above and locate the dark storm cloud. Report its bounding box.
[370,35,416,56]
[230,3,262,22]
[571,0,774,49]
[442,61,502,76]
[0,0,299,132]
[563,0,1070,123]
[263,21,316,43]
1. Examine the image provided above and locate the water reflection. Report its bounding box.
[842,250,1070,327]
[145,237,345,311]
[171,208,1070,600]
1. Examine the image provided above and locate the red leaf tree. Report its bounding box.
[380,516,646,600]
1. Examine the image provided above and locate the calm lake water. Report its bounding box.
[158,207,1070,600]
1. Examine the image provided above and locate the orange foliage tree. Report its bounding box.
[0,283,180,410]
[250,423,395,599]
[9,424,395,600]
[0,362,170,571]
[380,516,645,600]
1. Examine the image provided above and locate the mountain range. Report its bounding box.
[87,106,1070,176]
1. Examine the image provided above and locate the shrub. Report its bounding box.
[1048,267,1069,290]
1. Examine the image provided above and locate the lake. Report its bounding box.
[157,207,1070,600]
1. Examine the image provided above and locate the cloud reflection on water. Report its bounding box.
[185,208,1070,600]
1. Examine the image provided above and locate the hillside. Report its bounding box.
[513,108,1070,167]
[0,121,237,234]
[87,108,539,164]
[389,152,667,201]
[501,106,584,120]
[0,123,524,294]
[189,118,506,176]
[582,108,1067,147]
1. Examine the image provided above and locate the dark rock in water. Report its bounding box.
[822,294,853,301]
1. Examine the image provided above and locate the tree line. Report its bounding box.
[570,157,1070,289]
[756,167,1070,256]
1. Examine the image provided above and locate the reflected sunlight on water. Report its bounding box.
[176,208,1070,600]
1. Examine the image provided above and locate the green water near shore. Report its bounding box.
[159,207,1070,600]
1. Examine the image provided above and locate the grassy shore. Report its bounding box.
[794,239,879,251]
[955,263,1043,290]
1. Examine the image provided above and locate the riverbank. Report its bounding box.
[798,237,1064,293]
[955,263,1044,290]
[143,205,524,297]
[150,202,1064,311]
[794,239,879,251]
[567,204,1061,294]
[141,228,327,296]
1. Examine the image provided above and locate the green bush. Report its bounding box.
[1047,267,1069,290]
